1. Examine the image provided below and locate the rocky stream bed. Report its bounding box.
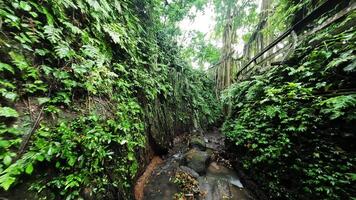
[135,130,255,200]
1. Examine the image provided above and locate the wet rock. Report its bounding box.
[142,131,255,200]
[178,166,200,179]
[184,149,210,175]
[145,100,177,154]
[208,162,220,171]
[198,177,251,200]
[190,135,206,150]
[198,177,233,200]
[207,162,244,188]
[230,187,252,200]
[143,172,178,200]
[212,179,231,199]
[198,176,215,200]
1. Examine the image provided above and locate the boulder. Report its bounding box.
[184,149,210,175]
[198,177,251,200]
[190,135,206,150]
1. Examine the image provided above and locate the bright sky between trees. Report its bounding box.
[178,0,262,69]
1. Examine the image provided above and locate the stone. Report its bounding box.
[208,162,220,171]
[198,177,250,200]
[190,135,206,150]
[184,148,210,175]
[212,179,231,200]
[178,166,200,179]
[207,162,244,188]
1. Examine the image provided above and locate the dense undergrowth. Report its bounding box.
[0,0,219,199]
[222,11,356,199]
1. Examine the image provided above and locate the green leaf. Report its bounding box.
[54,43,75,59]
[119,139,127,145]
[3,155,12,166]
[19,1,31,11]
[0,62,15,74]
[344,60,356,72]
[0,140,10,148]
[347,173,356,181]
[37,97,50,105]
[36,154,44,162]
[2,91,17,101]
[43,25,62,43]
[68,157,76,166]
[25,164,34,174]
[0,107,19,118]
[9,52,29,71]
[29,12,38,18]
[0,176,16,190]
[127,152,134,161]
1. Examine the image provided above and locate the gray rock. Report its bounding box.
[198,177,251,200]
[184,149,210,175]
[212,179,231,200]
[207,162,244,188]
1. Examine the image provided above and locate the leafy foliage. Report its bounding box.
[222,10,356,199]
[182,31,221,68]
[0,0,219,199]
[0,107,19,118]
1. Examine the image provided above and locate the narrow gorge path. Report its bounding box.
[135,129,255,200]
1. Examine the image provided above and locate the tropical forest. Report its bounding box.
[0,0,355,199]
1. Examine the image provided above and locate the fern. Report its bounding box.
[9,52,28,71]
[54,43,75,59]
[61,21,83,35]
[55,0,77,9]
[43,25,62,43]
[103,24,125,45]
[9,52,38,79]
[319,95,356,120]
[0,63,14,74]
